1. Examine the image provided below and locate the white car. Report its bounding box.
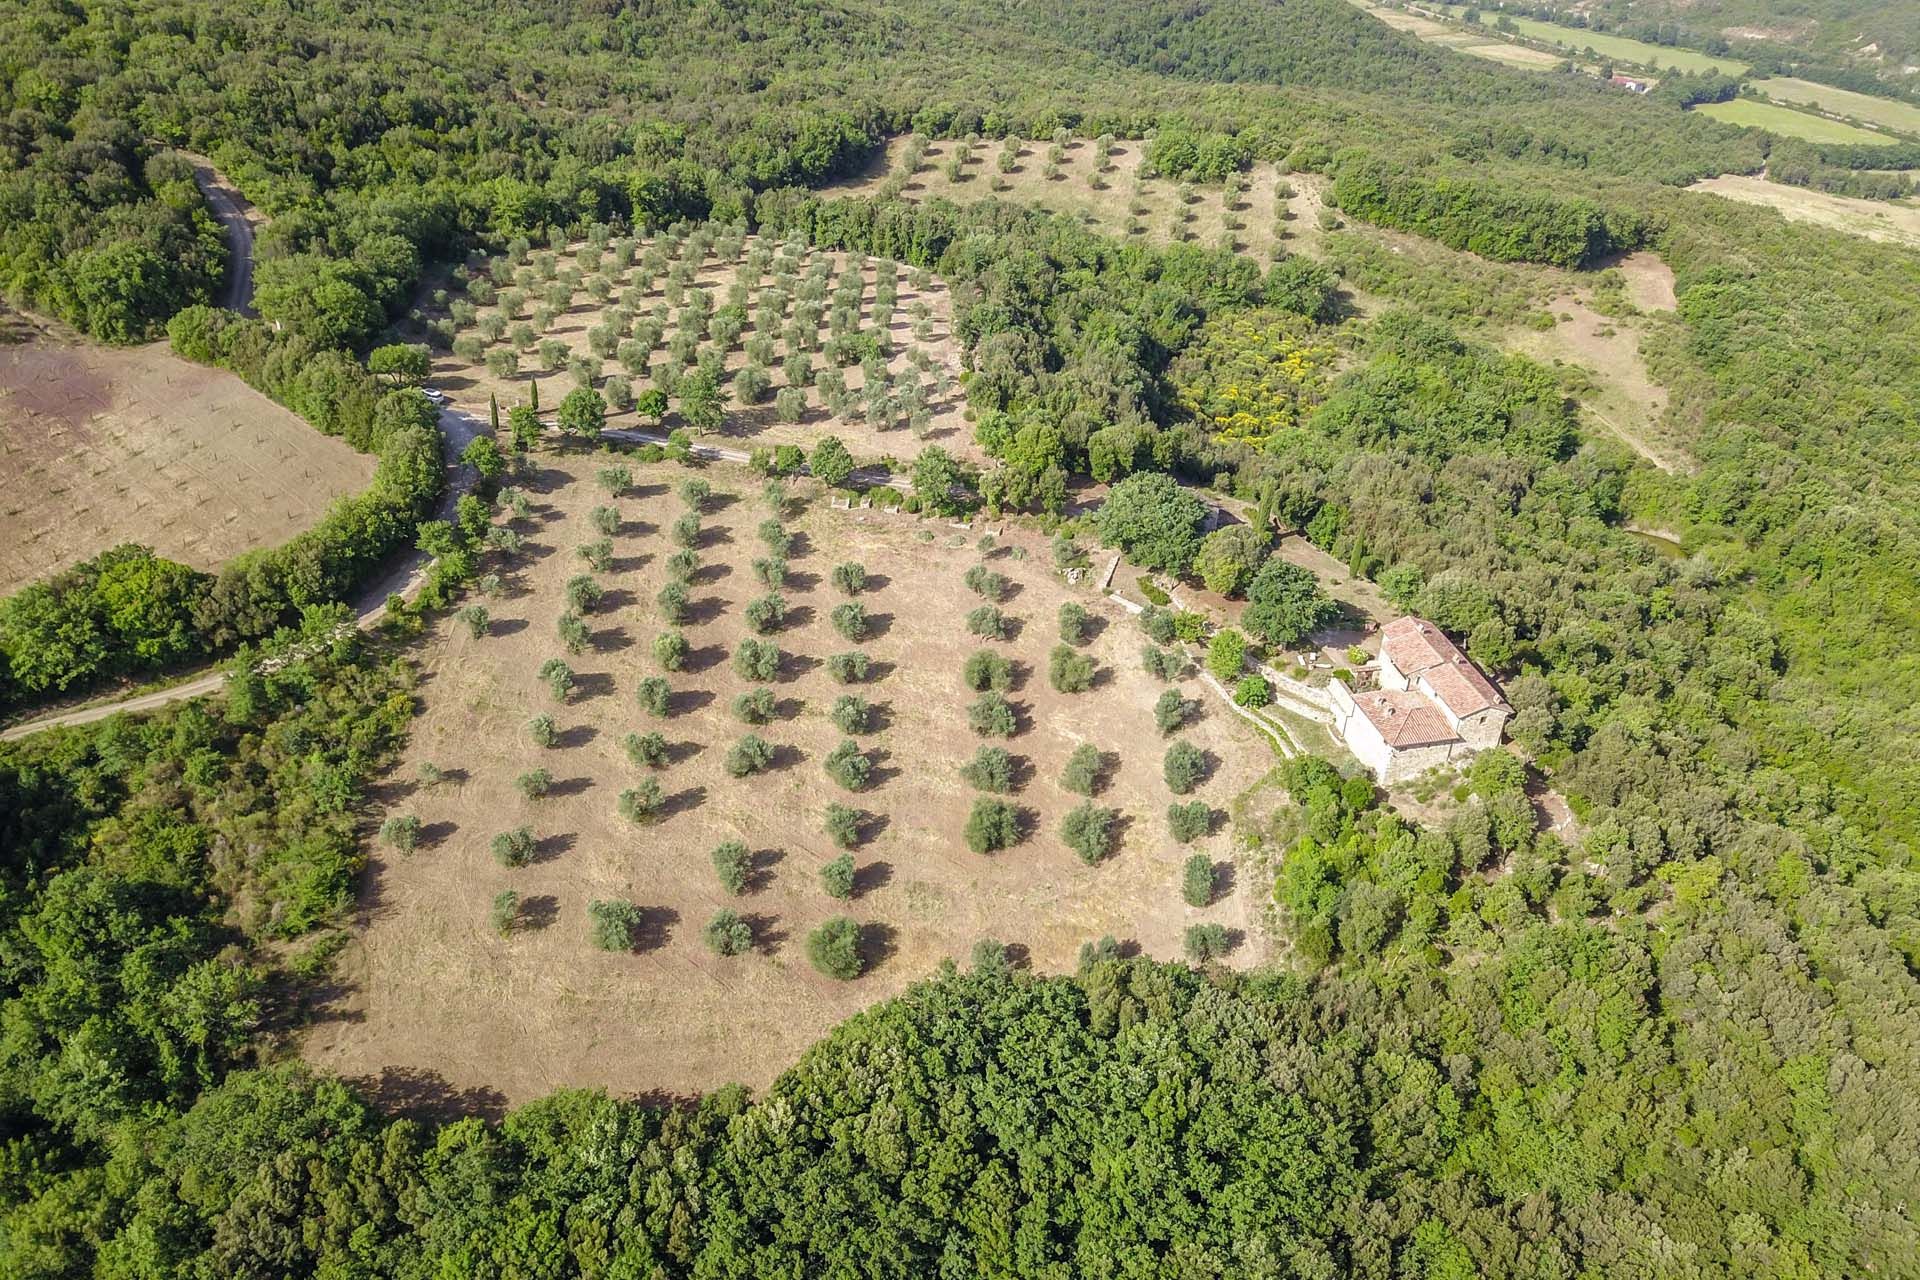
[423,387,448,405]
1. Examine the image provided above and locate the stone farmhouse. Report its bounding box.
[1329,617,1510,783]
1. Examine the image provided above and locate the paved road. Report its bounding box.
[182,155,259,315]
[1,407,481,743]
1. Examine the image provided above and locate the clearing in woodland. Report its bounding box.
[304,453,1274,1102]
[0,323,374,593]
[1687,174,1920,250]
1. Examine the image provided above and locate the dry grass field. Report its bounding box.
[405,230,984,469]
[1688,174,1920,250]
[0,325,374,593]
[304,453,1277,1103]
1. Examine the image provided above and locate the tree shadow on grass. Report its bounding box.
[852,859,893,898]
[571,672,616,701]
[659,786,707,819]
[554,723,599,750]
[668,687,715,715]
[633,906,679,952]
[532,831,576,864]
[546,775,594,799]
[349,1066,508,1124]
[777,652,822,684]
[748,847,785,893]
[519,893,560,930]
[858,922,899,974]
[742,912,788,956]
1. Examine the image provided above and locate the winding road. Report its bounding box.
[182,154,261,316]
[1,407,483,742]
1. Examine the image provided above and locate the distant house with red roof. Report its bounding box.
[1329,617,1511,783]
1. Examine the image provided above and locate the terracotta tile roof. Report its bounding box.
[1381,617,1508,718]
[1351,690,1459,749]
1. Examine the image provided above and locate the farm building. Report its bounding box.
[1329,617,1510,783]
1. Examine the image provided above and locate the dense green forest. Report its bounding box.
[4,0,1920,1274]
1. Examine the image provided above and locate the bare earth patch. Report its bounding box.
[0,331,374,592]
[304,454,1276,1102]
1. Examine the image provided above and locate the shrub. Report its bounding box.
[1233,675,1271,708]
[711,840,751,894]
[678,477,711,509]
[812,437,855,488]
[379,814,421,853]
[753,556,787,589]
[830,601,869,642]
[823,739,872,791]
[490,890,520,937]
[492,827,536,867]
[968,691,1017,738]
[589,899,644,951]
[1048,645,1095,693]
[619,779,664,823]
[1058,602,1090,645]
[625,731,670,767]
[1061,801,1118,864]
[540,658,574,701]
[806,917,864,979]
[965,798,1022,853]
[637,676,671,716]
[831,561,867,595]
[726,734,774,776]
[655,548,694,581]
[1207,628,1248,682]
[457,605,490,639]
[733,688,777,724]
[577,539,614,571]
[671,513,702,548]
[964,565,1010,601]
[1164,740,1207,794]
[515,768,553,800]
[595,465,631,495]
[1061,743,1104,796]
[1142,644,1186,681]
[653,630,689,671]
[1141,605,1177,644]
[1182,853,1216,906]
[528,713,558,747]
[758,519,792,557]
[1168,801,1212,843]
[830,694,872,734]
[744,593,787,634]
[824,804,862,850]
[821,852,856,898]
[966,605,1008,639]
[1154,688,1190,734]
[566,574,605,613]
[1183,923,1231,963]
[827,651,871,683]
[589,505,620,536]
[704,909,753,956]
[1173,612,1207,643]
[733,638,780,681]
[962,649,1013,692]
[556,611,589,654]
[960,746,1015,793]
